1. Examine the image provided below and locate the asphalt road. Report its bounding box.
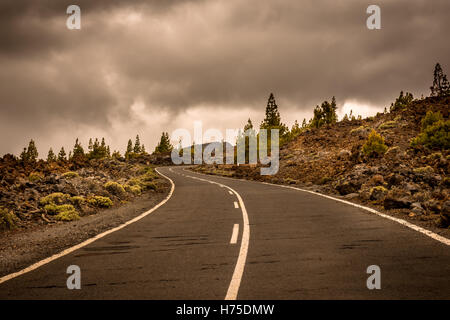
[1,166,450,299]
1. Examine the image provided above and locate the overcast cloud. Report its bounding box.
[1,0,449,156]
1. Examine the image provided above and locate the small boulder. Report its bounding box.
[335,180,362,195]
[439,201,450,227]
[338,149,351,160]
[411,202,425,216]
[384,197,412,210]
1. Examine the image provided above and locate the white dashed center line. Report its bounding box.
[230,224,239,244]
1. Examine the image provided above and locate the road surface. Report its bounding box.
[1,166,450,299]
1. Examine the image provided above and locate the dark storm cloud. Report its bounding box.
[0,0,450,155]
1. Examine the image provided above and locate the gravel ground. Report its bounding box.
[0,182,170,278]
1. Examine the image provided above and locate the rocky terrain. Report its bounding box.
[193,96,449,232]
[0,155,171,232]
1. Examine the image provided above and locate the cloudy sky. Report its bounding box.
[1,0,449,156]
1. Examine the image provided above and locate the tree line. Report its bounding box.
[19,132,174,164]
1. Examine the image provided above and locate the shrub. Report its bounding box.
[70,196,85,206]
[370,186,388,201]
[62,171,79,179]
[104,181,126,197]
[39,193,70,206]
[317,176,332,185]
[0,207,19,230]
[413,166,434,175]
[379,120,397,130]
[411,120,449,150]
[141,182,157,191]
[421,110,443,130]
[29,172,43,183]
[141,170,157,182]
[88,196,113,208]
[283,178,297,185]
[124,184,142,195]
[44,204,76,215]
[362,130,388,158]
[54,206,80,221]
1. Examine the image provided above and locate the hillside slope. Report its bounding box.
[194,96,450,230]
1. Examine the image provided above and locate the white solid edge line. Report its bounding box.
[181,169,250,300]
[230,224,239,244]
[0,167,176,285]
[186,168,450,247]
[234,201,239,209]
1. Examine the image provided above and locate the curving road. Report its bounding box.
[1,166,450,299]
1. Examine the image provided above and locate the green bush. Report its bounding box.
[70,196,85,206]
[39,193,70,206]
[44,204,76,215]
[413,166,434,175]
[379,120,397,130]
[362,130,388,158]
[421,110,443,130]
[88,196,113,208]
[0,207,19,230]
[124,184,142,195]
[54,207,80,221]
[62,171,79,179]
[104,181,126,197]
[411,120,449,150]
[29,172,44,183]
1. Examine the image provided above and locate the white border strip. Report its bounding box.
[187,168,450,247]
[0,167,175,285]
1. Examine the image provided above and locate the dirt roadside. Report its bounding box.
[0,182,170,278]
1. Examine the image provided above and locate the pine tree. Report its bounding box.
[20,147,28,162]
[58,147,67,161]
[262,93,279,127]
[72,138,85,159]
[134,135,141,153]
[125,139,133,159]
[88,138,93,153]
[237,119,257,163]
[244,118,254,132]
[47,148,56,162]
[141,144,146,155]
[26,139,38,162]
[290,120,301,137]
[430,63,450,97]
[112,150,121,159]
[311,105,324,128]
[154,132,173,154]
[301,118,307,128]
[390,91,414,111]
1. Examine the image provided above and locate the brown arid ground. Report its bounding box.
[193,95,450,238]
[0,156,171,276]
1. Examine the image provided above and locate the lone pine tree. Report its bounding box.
[430,63,450,97]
